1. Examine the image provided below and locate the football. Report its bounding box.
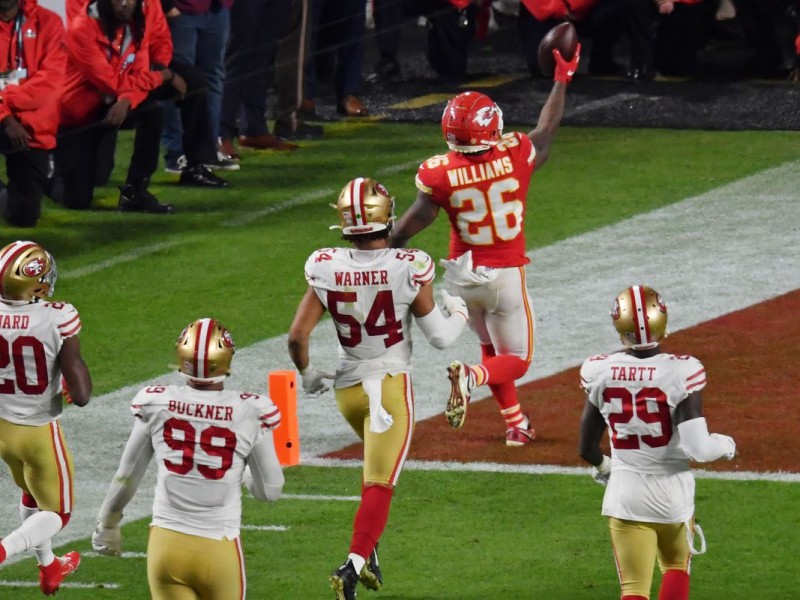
[537,22,578,77]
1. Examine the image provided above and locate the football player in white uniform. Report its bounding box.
[91,318,284,600]
[578,285,737,600]
[288,177,469,600]
[0,240,92,595]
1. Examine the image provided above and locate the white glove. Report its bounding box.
[591,455,612,486]
[440,290,468,320]
[711,433,736,460]
[299,364,334,397]
[92,523,122,557]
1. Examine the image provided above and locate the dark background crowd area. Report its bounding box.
[303,0,800,131]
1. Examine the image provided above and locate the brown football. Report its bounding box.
[537,22,578,77]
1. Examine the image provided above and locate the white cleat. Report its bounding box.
[446,361,471,429]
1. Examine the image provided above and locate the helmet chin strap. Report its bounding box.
[178,372,228,385]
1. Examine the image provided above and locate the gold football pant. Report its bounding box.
[0,417,74,513]
[147,526,245,600]
[335,373,414,486]
[609,517,691,598]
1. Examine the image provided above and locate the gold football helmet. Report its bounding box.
[331,177,395,236]
[175,318,236,383]
[611,285,668,349]
[0,240,57,302]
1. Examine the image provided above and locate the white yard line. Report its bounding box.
[1,160,798,558]
[303,458,800,483]
[0,581,121,589]
[61,241,182,280]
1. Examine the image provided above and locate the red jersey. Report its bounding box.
[415,131,537,268]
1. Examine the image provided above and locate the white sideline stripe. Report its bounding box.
[0,581,121,589]
[282,493,360,502]
[242,525,290,531]
[84,551,146,559]
[376,158,425,175]
[222,188,336,227]
[61,241,181,279]
[303,458,800,483]
[568,93,641,117]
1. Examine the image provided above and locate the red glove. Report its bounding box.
[61,375,73,404]
[554,43,581,84]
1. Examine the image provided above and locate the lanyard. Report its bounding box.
[7,12,25,71]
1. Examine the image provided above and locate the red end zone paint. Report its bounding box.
[326,290,800,474]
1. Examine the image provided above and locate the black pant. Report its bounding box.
[405,0,477,80]
[623,0,707,76]
[56,96,163,210]
[220,0,291,138]
[0,133,50,227]
[162,61,217,165]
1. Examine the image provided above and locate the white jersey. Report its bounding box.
[131,384,279,539]
[580,351,707,522]
[0,299,81,426]
[304,247,435,387]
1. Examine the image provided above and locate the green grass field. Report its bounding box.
[2,467,799,599]
[1,123,799,598]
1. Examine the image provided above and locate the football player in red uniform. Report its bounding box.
[388,45,580,445]
[0,240,92,595]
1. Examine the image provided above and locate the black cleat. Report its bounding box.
[178,164,230,188]
[330,559,359,600]
[359,544,383,591]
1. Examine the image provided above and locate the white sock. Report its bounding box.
[20,503,55,566]
[348,553,366,575]
[2,511,62,561]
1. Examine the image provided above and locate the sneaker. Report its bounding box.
[204,153,241,172]
[365,58,402,84]
[359,544,383,591]
[273,120,324,141]
[330,559,359,600]
[505,414,536,447]
[218,138,241,161]
[164,154,187,174]
[179,164,230,188]
[118,185,174,214]
[446,361,471,429]
[39,551,81,595]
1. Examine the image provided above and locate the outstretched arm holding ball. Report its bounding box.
[528,35,581,169]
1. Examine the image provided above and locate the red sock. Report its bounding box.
[0,542,6,564]
[481,354,529,385]
[489,380,519,412]
[622,596,649,600]
[21,492,38,509]
[658,570,689,600]
[349,485,394,559]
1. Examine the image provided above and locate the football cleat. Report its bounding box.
[175,318,236,383]
[331,177,395,237]
[0,240,57,301]
[441,91,504,153]
[611,285,668,350]
[505,414,536,447]
[446,361,471,429]
[330,559,359,600]
[359,544,383,591]
[38,551,81,595]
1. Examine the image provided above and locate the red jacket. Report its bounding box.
[59,0,172,128]
[0,0,67,150]
[521,0,596,21]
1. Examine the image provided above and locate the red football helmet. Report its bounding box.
[441,91,504,153]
